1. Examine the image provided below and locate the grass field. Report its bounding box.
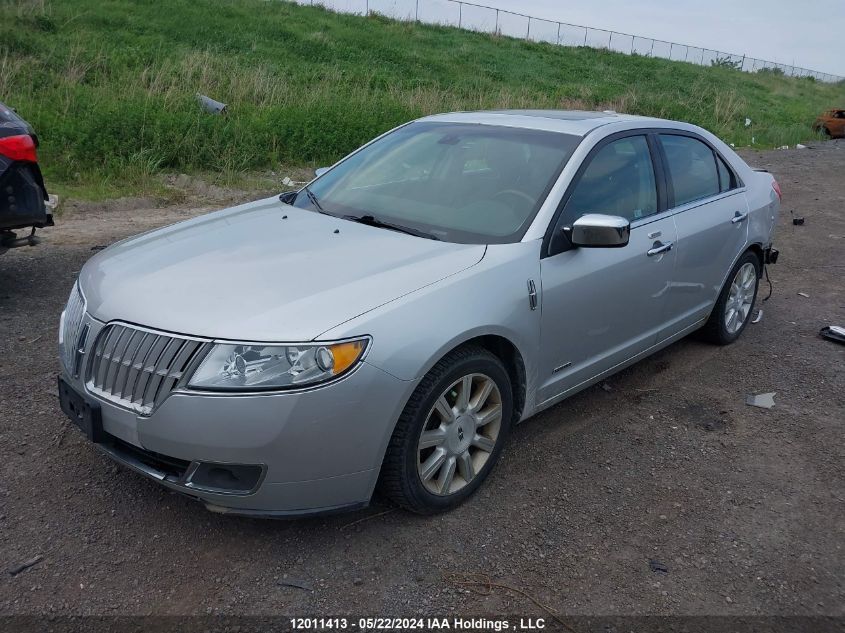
[1,0,843,199]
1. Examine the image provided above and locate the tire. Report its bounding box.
[378,345,513,514]
[700,251,761,345]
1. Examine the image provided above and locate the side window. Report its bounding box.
[660,134,720,206]
[560,135,657,224]
[715,154,735,192]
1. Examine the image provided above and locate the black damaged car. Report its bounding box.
[1,101,53,254]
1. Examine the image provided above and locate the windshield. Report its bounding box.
[289,121,581,244]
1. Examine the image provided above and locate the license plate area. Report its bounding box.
[58,376,105,443]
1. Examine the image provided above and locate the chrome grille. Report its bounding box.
[59,284,86,373]
[86,324,209,416]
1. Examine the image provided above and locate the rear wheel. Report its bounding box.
[378,345,513,514]
[700,251,760,345]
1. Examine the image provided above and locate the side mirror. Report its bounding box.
[570,214,630,248]
[278,190,297,204]
[314,167,330,177]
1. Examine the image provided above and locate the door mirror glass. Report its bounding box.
[314,167,330,177]
[570,213,630,248]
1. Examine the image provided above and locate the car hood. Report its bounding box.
[80,197,486,341]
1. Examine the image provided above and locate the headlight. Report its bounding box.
[187,338,368,391]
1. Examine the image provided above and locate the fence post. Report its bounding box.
[631,36,635,54]
[526,17,530,39]
[556,22,561,45]
[458,2,462,28]
[365,0,368,16]
[669,42,673,59]
[608,31,612,49]
[684,46,689,62]
[700,49,705,65]
[415,0,418,21]
[649,39,654,56]
[495,9,498,33]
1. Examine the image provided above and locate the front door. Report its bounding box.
[538,134,677,405]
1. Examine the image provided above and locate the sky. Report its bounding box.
[474,0,844,76]
[313,0,845,77]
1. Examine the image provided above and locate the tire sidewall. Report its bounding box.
[714,252,761,343]
[402,353,513,513]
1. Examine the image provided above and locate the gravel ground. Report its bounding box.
[0,142,843,620]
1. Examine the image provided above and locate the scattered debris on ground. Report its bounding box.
[819,325,845,345]
[276,578,314,592]
[649,559,670,574]
[746,392,777,409]
[8,555,43,577]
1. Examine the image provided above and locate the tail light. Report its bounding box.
[771,179,782,201]
[0,134,38,163]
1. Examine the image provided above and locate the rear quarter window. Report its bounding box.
[715,154,736,192]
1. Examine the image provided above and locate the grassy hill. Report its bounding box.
[2,0,842,198]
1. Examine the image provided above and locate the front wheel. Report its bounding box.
[700,251,760,345]
[378,345,513,514]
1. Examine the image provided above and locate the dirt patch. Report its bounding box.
[0,142,843,618]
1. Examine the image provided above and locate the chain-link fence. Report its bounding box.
[293,0,843,83]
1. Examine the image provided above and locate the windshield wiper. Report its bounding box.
[342,214,440,241]
[302,185,327,214]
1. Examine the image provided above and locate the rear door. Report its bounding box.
[655,133,748,339]
[537,133,677,404]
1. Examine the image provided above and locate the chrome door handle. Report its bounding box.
[647,240,673,256]
[731,211,749,224]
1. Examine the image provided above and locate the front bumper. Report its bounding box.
[59,317,415,517]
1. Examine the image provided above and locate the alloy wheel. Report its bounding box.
[724,262,757,334]
[416,373,503,496]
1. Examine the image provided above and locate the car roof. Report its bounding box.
[417,109,666,136]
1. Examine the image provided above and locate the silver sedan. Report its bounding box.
[57,110,781,516]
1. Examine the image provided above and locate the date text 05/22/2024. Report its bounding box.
[290,618,548,631]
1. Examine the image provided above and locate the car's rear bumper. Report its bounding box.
[0,160,50,233]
